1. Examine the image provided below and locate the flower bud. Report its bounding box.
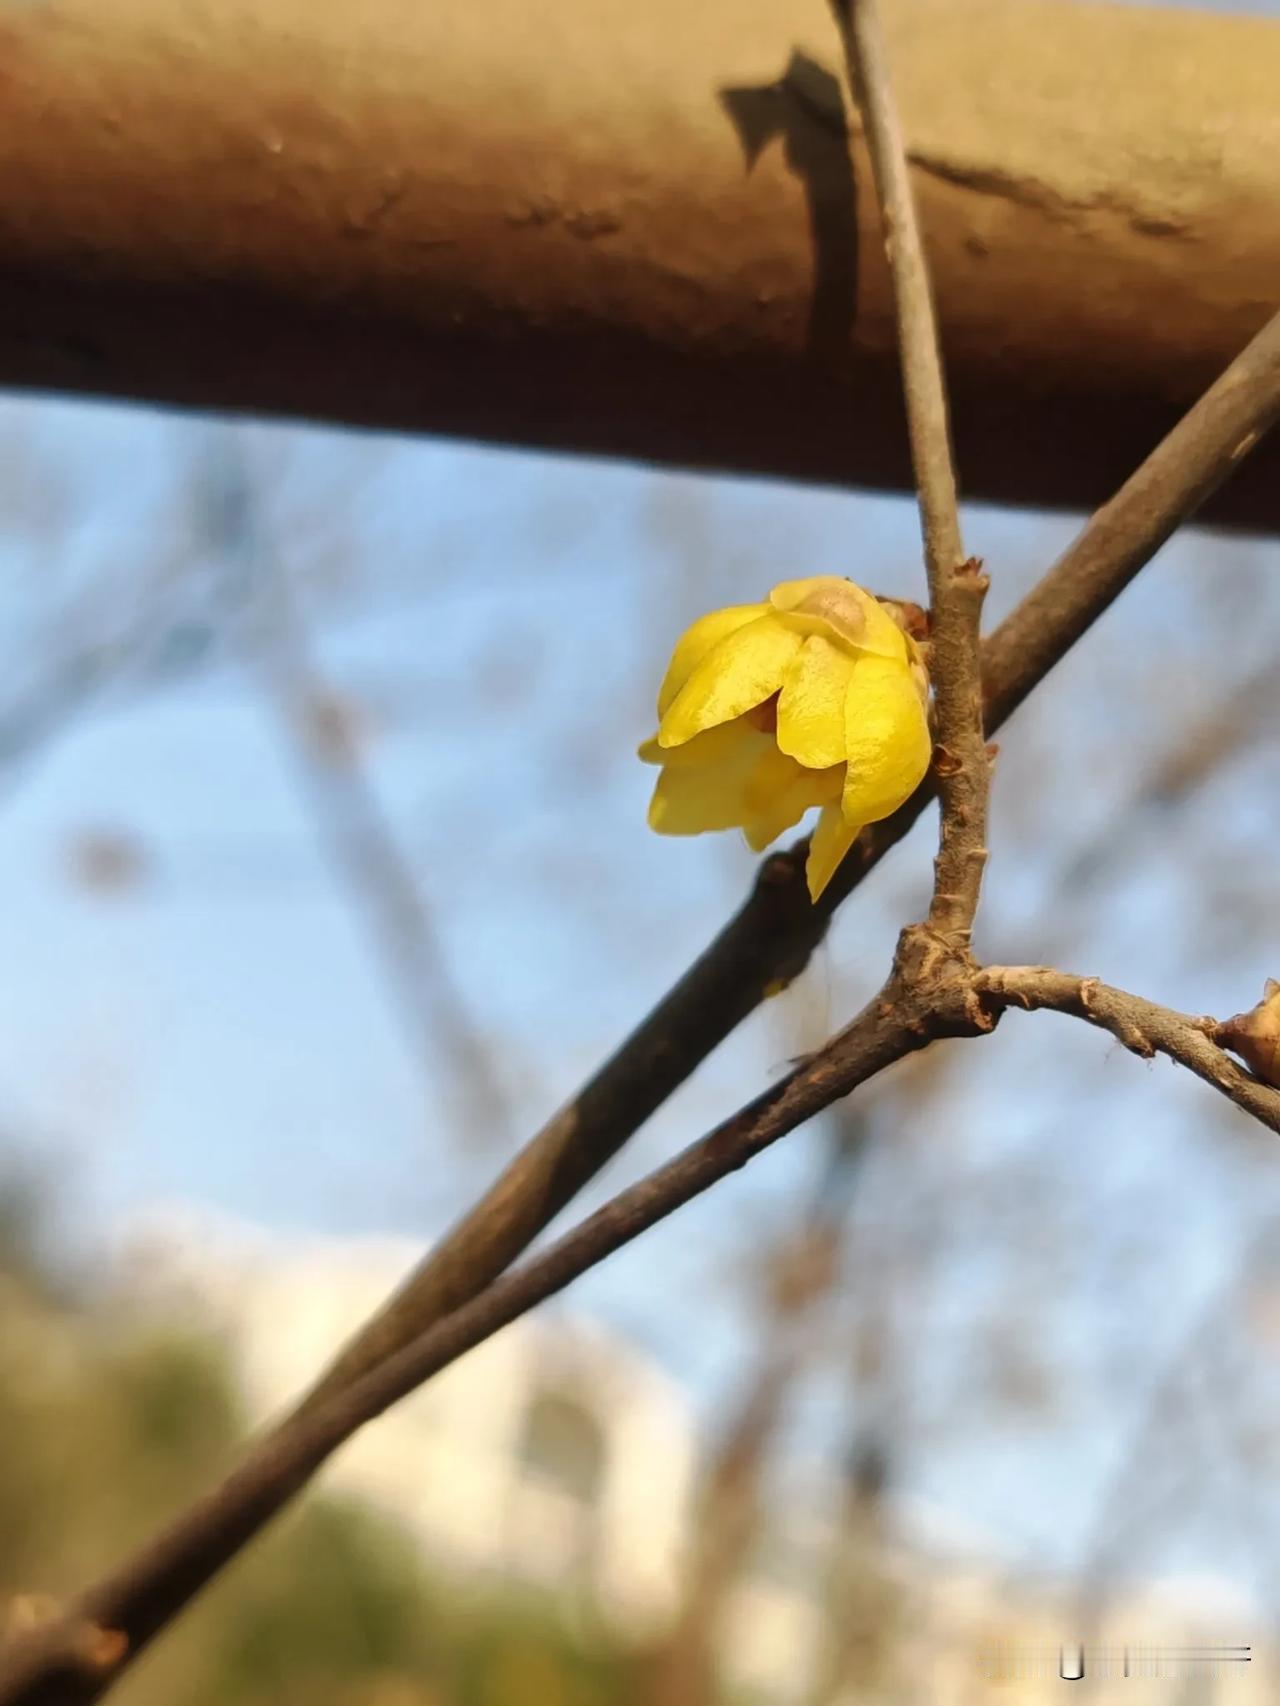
[1217,979,1280,1087]
[640,577,932,901]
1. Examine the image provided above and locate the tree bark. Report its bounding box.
[1,0,1278,524]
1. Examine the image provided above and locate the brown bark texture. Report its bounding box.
[1,0,1278,524]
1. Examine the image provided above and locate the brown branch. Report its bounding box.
[975,965,1280,1136]
[833,0,989,944]
[833,0,962,585]
[982,307,1280,736]
[304,304,1280,1415]
[0,965,954,1706]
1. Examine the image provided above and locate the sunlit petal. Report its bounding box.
[741,748,841,852]
[806,802,861,901]
[656,604,768,718]
[841,654,933,825]
[642,579,931,906]
[639,720,761,771]
[648,762,754,836]
[776,635,855,770]
[645,721,771,834]
[658,616,802,747]
[770,577,907,660]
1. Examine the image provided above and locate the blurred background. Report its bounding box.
[3,6,1280,1701]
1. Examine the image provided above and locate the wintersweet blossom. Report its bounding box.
[640,577,931,902]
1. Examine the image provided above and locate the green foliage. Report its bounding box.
[197,1500,442,1702]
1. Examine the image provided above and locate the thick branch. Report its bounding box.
[834,0,988,943]
[976,966,1280,1136]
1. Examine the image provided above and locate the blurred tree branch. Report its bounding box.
[195,437,514,1150]
[1075,1215,1280,1637]
[647,1122,866,1706]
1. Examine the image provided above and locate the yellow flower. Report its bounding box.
[639,577,931,902]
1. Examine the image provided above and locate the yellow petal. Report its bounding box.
[648,765,752,836]
[769,577,907,661]
[841,654,933,825]
[806,802,861,901]
[658,615,802,748]
[645,722,770,835]
[775,634,855,770]
[639,720,759,770]
[741,748,841,852]
[741,799,807,853]
[656,604,768,718]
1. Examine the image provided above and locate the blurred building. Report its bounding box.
[116,1212,1266,1703]
[117,1212,697,1633]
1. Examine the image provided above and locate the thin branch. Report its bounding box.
[303,316,1280,1415]
[0,979,938,1706]
[975,965,1280,1136]
[833,0,989,943]
[833,0,962,582]
[983,308,1280,736]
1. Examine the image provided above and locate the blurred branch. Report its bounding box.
[1041,654,1280,912]
[1137,658,1280,815]
[0,641,123,800]
[1076,1214,1280,1625]
[976,966,1280,1135]
[0,583,195,804]
[647,1124,866,1706]
[197,439,514,1149]
[806,1438,897,1706]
